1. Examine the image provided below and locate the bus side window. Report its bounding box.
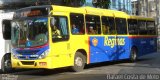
[102,16,116,35]
[2,20,11,40]
[115,18,127,35]
[147,21,156,35]
[85,15,101,35]
[70,13,84,34]
[138,20,147,35]
[128,19,138,35]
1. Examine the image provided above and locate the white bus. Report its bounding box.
[0,12,14,72]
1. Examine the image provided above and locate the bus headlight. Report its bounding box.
[38,49,49,59]
[12,54,18,59]
[11,50,18,59]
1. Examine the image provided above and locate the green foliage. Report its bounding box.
[93,0,111,9]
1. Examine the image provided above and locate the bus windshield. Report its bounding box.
[11,17,48,48]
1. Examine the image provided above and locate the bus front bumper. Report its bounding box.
[11,57,53,69]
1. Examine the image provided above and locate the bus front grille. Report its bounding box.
[16,50,40,55]
[21,61,34,65]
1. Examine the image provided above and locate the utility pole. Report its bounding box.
[146,0,149,17]
[156,0,160,50]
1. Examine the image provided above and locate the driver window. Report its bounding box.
[50,16,69,42]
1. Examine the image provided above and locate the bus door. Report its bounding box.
[115,18,130,60]
[146,21,156,53]
[86,15,102,63]
[101,16,118,61]
[139,20,149,55]
[49,15,71,67]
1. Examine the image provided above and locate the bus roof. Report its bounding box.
[51,5,129,18]
[14,5,154,20]
[130,15,155,21]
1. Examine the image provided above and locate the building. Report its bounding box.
[135,0,160,50]
[85,0,132,14]
[0,0,28,12]
[137,0,157,17]
[0,0,133,14]
[135,0,159,18]
[109,0,132,14]
[132,1,138,15]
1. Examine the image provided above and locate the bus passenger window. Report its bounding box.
[115,18,127,35]
[138,20,147,35]
[85,15,101,35]
[102,16,116,35]
[128,19,138,35]
[70,13,84,34]
[147,21,156,35]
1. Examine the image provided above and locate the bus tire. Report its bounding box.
[1,54,13,73]
[71,52,85,72]
[130,47,137,62]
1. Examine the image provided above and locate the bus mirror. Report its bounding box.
[2,20,11,40]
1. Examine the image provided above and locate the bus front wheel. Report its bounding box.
[71,52,85,72]
[1,54,13,73]
[130,48,137,62]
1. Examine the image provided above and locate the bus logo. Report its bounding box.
[92,38,98,46]
[104,36,125,48]
[25,56,29,59]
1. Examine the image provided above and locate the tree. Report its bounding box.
[92,0,111,9]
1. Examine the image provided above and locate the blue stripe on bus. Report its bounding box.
[89,36,157,63]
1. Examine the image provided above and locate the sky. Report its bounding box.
[131,0,137,1]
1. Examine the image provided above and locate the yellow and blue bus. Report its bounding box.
[11,5,157,72]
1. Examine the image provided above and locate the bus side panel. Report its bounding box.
[129,36,157,57]
[146,37,157,54]
[129,37,141,57]
[89,36,130,63]
[89,36,111,63]
[116,36,130,60]
[129,37,145,57]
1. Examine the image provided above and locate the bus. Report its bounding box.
[11,5,157,72]
[0,12,14,72]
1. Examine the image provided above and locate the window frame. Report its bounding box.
[128,19,138,35]
[146,21,156,35]
[85,15,101,35]
[50,16,69,42]
[70,13,85,35]
[101,16,116,35]
[138,20,147,35]
[115,18,127,35]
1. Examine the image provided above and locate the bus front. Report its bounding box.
[11,6,52,69]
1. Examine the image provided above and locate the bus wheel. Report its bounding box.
[130,48,137,62]
[71,52,85,72]
[1,54,13,73]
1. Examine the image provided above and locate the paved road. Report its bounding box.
[1,52,160,80]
